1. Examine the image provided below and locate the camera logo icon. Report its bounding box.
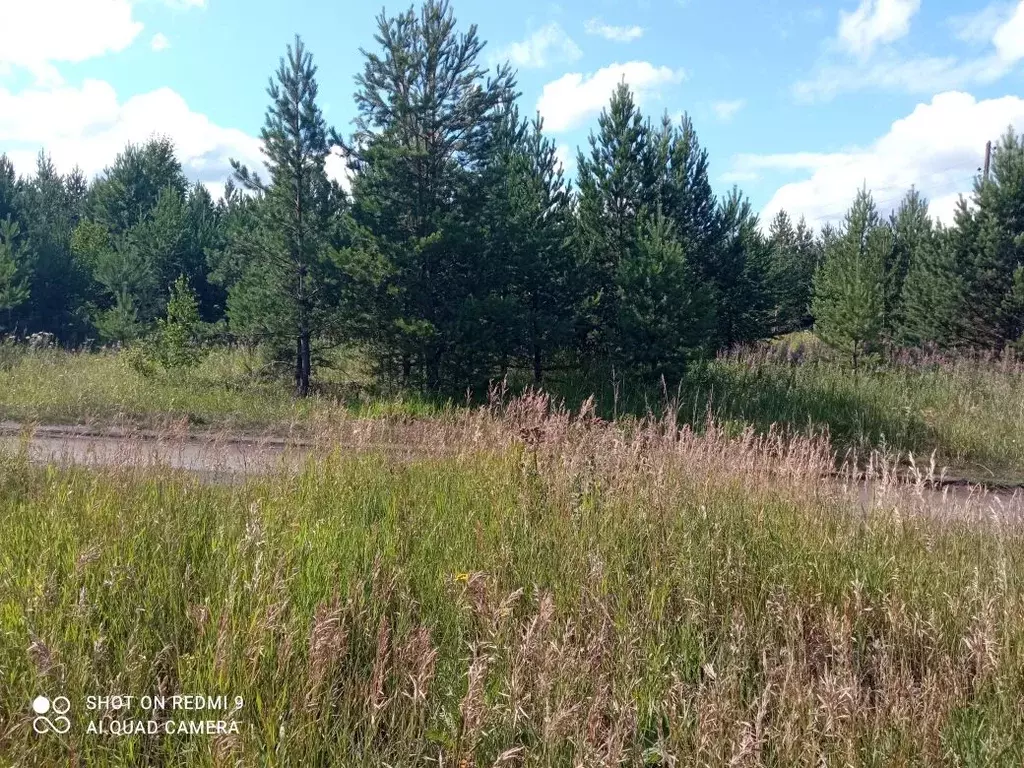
[32,696,71,734]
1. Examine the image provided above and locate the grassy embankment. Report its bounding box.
[3,338,1024,480]
[1,399,1022,765]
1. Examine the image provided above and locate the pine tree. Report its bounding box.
[958,128,1024,348]
[616,212,714,377]
[88,138,187,233]
[348,0,516,391]
[229,36,343,397]
[91,234,156,343]
[0,155,20,226]
[182,183,223,320]
[812,188,890,370]
[716,188,772,347]
[154,275,205,369]
[654,113,726,344]
[767,210,818,335]
[899,221,963,348]
[575,82,656,364]
[0,217,29,333]
[887,188,932,341]
[17,153,93,341]
[656,114,721,279]
[482,110,576,384]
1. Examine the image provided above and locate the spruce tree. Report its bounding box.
[229,36,342,396]
[812,188,890,370]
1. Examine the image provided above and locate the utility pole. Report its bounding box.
[983,140,992,182]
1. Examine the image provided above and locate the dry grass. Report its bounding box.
[1,393,1023,765]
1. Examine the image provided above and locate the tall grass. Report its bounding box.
[2,395,1023,765]
[4,340,1024,477]
[0,346,448,432]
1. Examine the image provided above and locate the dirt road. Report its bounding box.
[2,421,1022,521]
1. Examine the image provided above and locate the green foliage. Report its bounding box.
[0,217,30,329]
[0,8,1021,399]
[715,188,772,347]
[229,36,346,397]
[93,289,145,344]
[0,154,19,225]
[900,219,964,348]
[154,275,206,369]
[13,153,91,341]
[616,212,714,376]
[959,129,1024,349]
[887,188,932,338]
[767,210,819,335]
[575,83,659,362]
[812,188,890,369]
[88,136,187,233]
[481,110,577,383]
[347,0,518,393]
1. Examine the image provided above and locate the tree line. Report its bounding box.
[1,0,1022,395]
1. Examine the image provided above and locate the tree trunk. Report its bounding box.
[531,293,542,385]
[295,268,310,398]
[298,329,311,397]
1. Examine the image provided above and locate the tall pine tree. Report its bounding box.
[812,188,890,370]
[348,0,517,391]
[767,210,818,335]
[575,82,657,365]
[482,109,576,384]
[887,188,932,341]
[0,217,29,333]
[959,128,1024,348]
[230,36,344,396]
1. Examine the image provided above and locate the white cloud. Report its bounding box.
[793,52,1014,101]
[325,146,352,194]
[151,33,171,52]
[993,1,1024,62]
[712,99,745,122]
[719,170,760,184]
[493,23,582,69]
[537,61,685,133]
[741,91,1024,228]
[0,79,263,193]
[0,0,208,82]
[948,2,1018,45]
[584,18,645,43]
[838,0,921,57]
[0,0,143,81]
[798,0,1024,100]
[553,143,578,179]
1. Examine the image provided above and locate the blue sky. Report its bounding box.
[1,0,1023,227]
